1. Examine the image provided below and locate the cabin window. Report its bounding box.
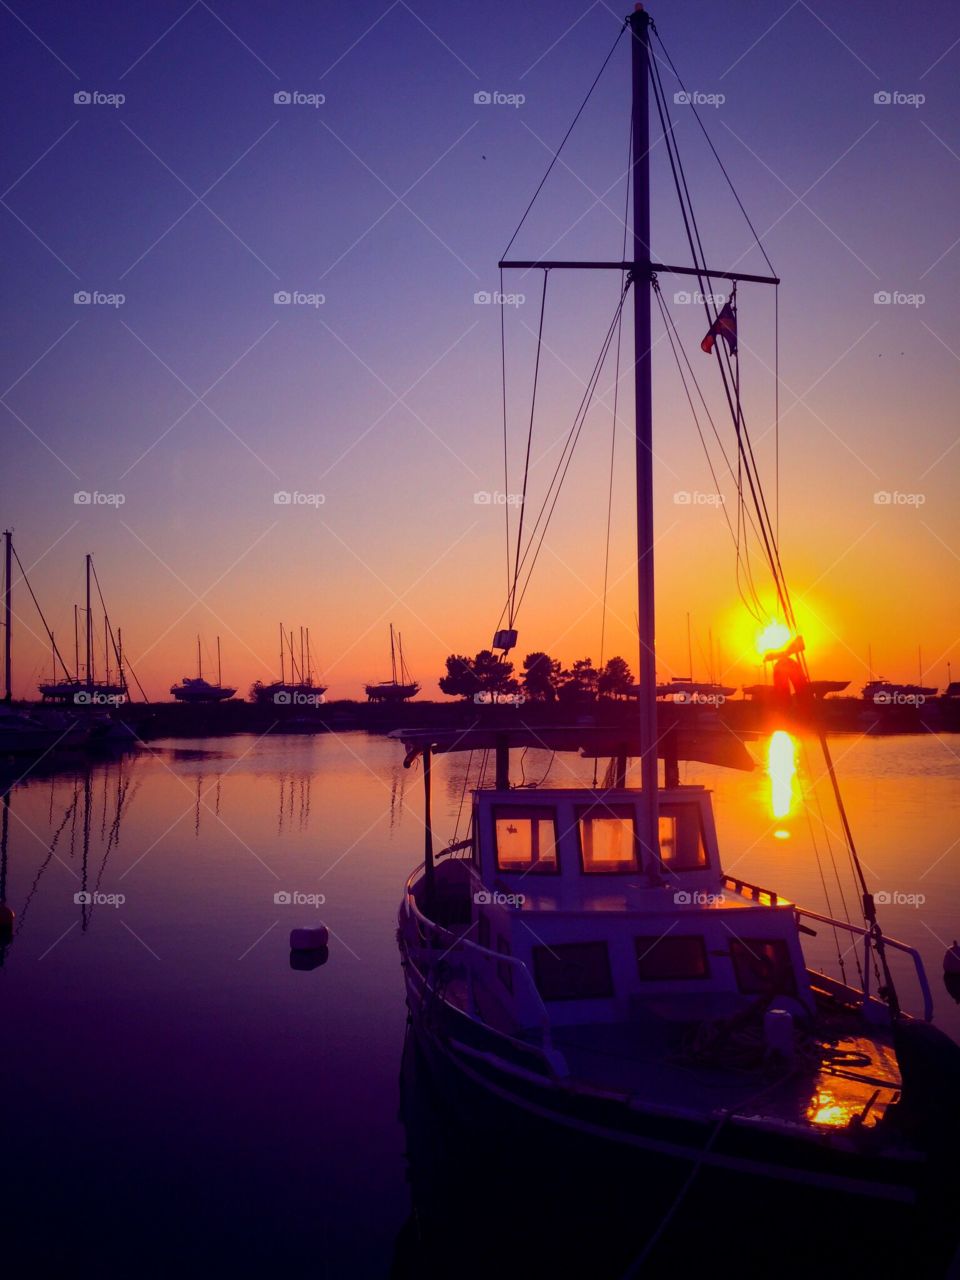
[577,806,639,874]
[494,806,559,874]
[658,806,708,870]
[635,934,709,980]
[497,935,513,992]
[532,942,614,1002]
[729,938,796,995]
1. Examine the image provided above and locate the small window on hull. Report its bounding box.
[533,942,614,1001]
[729,938,796,996]
[658,806,708,870]
[635,934,709,980]
[494,807,559,874]
[577,806,639,874]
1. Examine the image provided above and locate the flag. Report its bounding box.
[701,301,737,356]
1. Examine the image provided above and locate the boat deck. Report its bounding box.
[550,1012,902,1136]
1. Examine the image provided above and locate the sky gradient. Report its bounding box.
[2,0,959,700]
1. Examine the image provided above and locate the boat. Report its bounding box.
[365,624,419,702]
[253,624,327,708]
[655,678,736,703]
[0,705,87,755]
[171,636,236,703]
[394,6,960,1249]
[861,679,937,705]
[743,679,850,700]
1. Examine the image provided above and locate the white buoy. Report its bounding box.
[290,924,329,952]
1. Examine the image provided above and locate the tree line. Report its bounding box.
[438,651,634,703]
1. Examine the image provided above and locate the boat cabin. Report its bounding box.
[428,783,815,1034]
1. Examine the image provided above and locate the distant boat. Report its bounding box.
[34,552,130,706]
[862,679,937,703]
[655,677,735,702]
[365,625,419,703]
[253,624,327,708]
[171,637,236,703]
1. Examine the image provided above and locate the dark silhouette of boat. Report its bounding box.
[365,625,419,703]
[171,637,236,703]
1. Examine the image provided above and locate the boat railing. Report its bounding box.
[723,876,933,1020]
[401,868,561,1062]
[794,906,934,1022]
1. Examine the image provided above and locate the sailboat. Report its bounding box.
[394,5,959,1244]
[170,636,236,703]
[252,625,327,708]
[34,552,128,705]
[365,624,419,703]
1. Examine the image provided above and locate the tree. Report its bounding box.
[558,657,599,703]
[598,656,634,700]
[521,652,562,702]
[439,650,518,700]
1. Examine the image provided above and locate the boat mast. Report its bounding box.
[217,636,222,687]
[389,623,397,684]
[197,634,202,681]
[2,530,11,703]
[280,623,286,685]
[306,628,312,684]
[630,4,661,877]
[74,605,80,685]
[85,553,93,687]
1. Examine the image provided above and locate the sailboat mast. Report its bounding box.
[390,623,397,684]
[74,605,80,684]
[280,623,286,685]
[85,554,92,686]
[629,5,661,875]
[217,636,222,687]
[306,628,312,684]
[197,634,202,681]
[2,530,11,703]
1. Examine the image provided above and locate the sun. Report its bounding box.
[756,620,793,656]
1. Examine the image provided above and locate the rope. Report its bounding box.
[501,22,627,260]
[508,270,550,628]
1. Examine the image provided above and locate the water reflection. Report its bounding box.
[767,729,797,823]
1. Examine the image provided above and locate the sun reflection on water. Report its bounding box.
[767,730,797,822]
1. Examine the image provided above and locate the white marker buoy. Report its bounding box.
[290,924,329,952]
